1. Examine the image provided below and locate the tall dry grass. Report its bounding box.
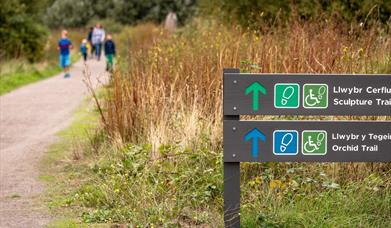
[103,19,390,179]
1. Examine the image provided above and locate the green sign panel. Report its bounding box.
[303,84,329,109]
[302,130,327,155]
[274,83,300,108]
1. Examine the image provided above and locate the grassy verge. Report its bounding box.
[40,97,222,226]
[0,63,61,95]
[0,54,80,95]
[39,98,104,227]
[241,165,391,227]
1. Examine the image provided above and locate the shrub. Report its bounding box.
[0,0,48,62]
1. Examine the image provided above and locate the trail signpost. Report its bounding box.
[223,69,391,227]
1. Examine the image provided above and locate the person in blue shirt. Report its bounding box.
[104,34,116,72]
[58,30,73,78]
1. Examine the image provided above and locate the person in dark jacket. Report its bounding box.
[104,33,116,72]
[87,27,94,58]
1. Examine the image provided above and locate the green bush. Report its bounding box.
[0,0,48,62]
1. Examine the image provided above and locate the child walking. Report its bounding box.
[104,34,116,72]
[80,39,88,62]
[58,30,73,78]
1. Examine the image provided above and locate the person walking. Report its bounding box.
[104,33,116,72]
[57,30,73,78]
[80,39,88,62]
[87,27,94,58]
[91,23,105,61]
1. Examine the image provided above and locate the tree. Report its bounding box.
[0,0,48,61]
[45,0,95,28]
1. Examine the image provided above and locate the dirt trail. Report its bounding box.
[0,59,107,227]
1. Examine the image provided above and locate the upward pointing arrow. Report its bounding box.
[245,82,267,111]
[244,128,266,158]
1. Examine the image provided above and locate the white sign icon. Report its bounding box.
[281,86,295,106]
[280,133,294,152]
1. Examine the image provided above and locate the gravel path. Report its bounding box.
[0,59,107,227]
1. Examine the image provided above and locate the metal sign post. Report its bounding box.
[222,69,391,227]
[223,68,241,227]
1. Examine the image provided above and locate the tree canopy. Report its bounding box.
[45,0,196,28]
[205,0,391,29]
[1,0,390,62]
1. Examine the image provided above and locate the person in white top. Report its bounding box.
[164,12,177,33]
[91,23,105,61]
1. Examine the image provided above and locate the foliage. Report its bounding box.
[202,0,391,29]
[73,144,222,225]
[44,0,96,28]
[105,18,391,147]
[44,100,391,226]
[45,0,197,28]
[40,19,391,226]
[241,170,391,227]
[0,0,49,61]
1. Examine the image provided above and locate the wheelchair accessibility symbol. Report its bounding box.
[303,84,328,109]
[302,130,327,155]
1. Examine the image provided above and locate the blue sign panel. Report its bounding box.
[273,130,299,155]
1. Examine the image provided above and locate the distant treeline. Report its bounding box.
[205,0,391,29]
[0,0,196,61]
[45,0,196,27]
[1,0,390,62]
